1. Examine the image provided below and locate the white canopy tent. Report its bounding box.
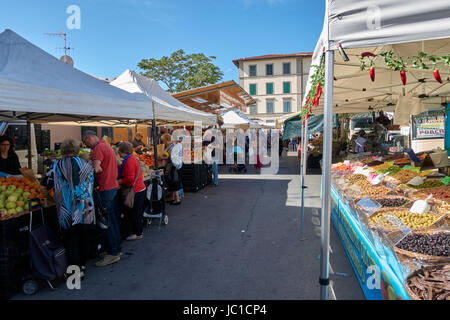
[234,110,262,128]
[298,1,450,300]
[109,70,217,126]
[0,29,153,122]
[220,110,250,129]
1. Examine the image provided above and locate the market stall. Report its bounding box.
[292,1,450,300]
[0,29,159,299]
[330,154,450,300]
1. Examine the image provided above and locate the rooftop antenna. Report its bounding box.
[44,30,74,67]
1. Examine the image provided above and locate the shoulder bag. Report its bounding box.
[120,161,141,209]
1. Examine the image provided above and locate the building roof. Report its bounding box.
[172,80,256,114]
[232,52,313,67]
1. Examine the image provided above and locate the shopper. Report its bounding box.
[0,136,21,175]
[117,142,146,241]
[41,139,95,278]
[206,136,219,186]
[355,130,367,153]
[82,130,122,267]
[160,133,183,205]
[130,132,146,153]
[279,133,284,158]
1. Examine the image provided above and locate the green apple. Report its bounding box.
[22,192,31,199]
[7,208,15,214]
[15,207,23,214]
[7,185,16,191]
[5,202,15,210]
[5,190,13,197]
[7,195,17,203]
[0,201,4,209]
[0,185,6,191]
[24,203,29,210]
[16,188,23,194]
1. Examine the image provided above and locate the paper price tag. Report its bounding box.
[344,160,350,165]
[385,161,394,166]
[441,176,450,185]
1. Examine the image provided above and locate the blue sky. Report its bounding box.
[0,0,325,85]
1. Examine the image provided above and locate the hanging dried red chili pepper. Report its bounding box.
[400,70,407,85]
[433,69,442,83]
[370,67,375,82]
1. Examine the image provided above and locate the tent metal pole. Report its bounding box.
[299,117,308,240]
[26,120,32,169]
[320,49,334,300]
[151,102,158,167]
[299,122,305,239]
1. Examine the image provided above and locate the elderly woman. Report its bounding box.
[41,139,95,278]
[117,142,146,240]
[160,133,183,205]
[0,136,21,175]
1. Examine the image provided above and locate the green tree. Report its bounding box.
[137,49,223,93]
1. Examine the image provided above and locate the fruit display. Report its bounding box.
[136,153,155,168]
[369,210,439,230]
[396,232,450,257]
[42,149,61,158]
[405,264,450,300]
[0,177,44,219]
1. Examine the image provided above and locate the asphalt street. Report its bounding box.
[14,151,364,300]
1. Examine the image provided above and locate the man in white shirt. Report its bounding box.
[355,130,367,153]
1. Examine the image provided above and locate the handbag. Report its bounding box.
[120,164,141,209]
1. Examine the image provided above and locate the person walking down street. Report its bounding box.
[0,136,21,175]
[41,139,95,279]
[206,136,220,187]
[160,133,183,205]
[117,142,146,241]
[279,134,284,158]
[82,130,122,267]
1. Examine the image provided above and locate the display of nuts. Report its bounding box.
[390,169,420,183]
[397,232,450,257]
[347,174,367,183]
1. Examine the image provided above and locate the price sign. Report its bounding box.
[356,198,381,217]
[384,214,412,245]
[385,161,394,166]
[441,176,450,185]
